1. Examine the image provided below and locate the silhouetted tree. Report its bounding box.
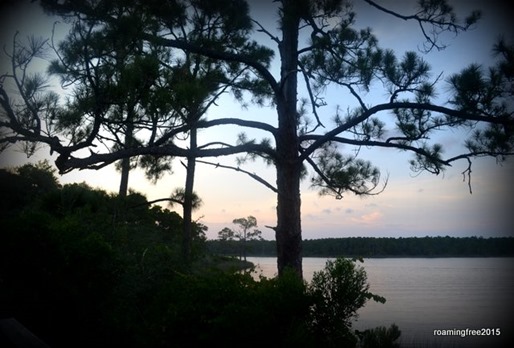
[2,0,513,277]
[0,160,60,214]
[45,4,180,198]
[218,216,262,261]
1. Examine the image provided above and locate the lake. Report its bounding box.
[246,257,514,347]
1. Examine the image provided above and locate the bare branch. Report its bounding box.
[199,117,278,135]
[251,19,281,45]
[363,0,481,52]
[196,159,277,193]
[461,157,473,194]
[139,197,184,207]
[298,60,325,131]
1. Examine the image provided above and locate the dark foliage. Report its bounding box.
[0,163,396,347]
[356,324,401,348]
[0,164,199,347]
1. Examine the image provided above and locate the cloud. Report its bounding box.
[351,211,383,225]
[322,208,332,215]
[345,208,354,214]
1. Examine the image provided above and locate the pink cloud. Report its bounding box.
[352,211,383,225]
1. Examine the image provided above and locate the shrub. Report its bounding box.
[308,258,387,347]
[357,324,402,348]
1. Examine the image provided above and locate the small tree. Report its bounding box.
[218,216,262,261]
[308,258,387,347]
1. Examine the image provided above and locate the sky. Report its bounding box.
[1,0,513,240]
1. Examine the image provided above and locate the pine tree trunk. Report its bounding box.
[118,157,130,198]
[275,161,303,277]
[243,231,247,262]
[182,126,197,263]
[118,112,134,198]
[275,0,303,278]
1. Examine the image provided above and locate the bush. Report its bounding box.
[139,269,313,347]
[357,324,402,348]
[308,258,387,347]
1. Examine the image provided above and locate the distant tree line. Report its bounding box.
[207,236,514,257]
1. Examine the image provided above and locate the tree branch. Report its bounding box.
[199,118,278,135]
[362,0,480,52]
[251,19,281,45]
[55,141,276,174]
[139,197,184,207]
[303,153,344,199]
[299,101,513,161]
[461,157,473,194]
[142,33,280,95]
[302,134,451,171]
[298,60,325,131]
[196,159,277,193]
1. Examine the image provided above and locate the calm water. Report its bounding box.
[246,257,514,347]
